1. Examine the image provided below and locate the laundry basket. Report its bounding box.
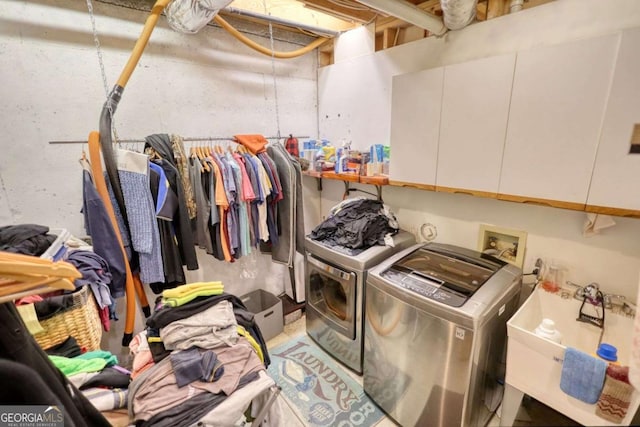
[33,285,102,352]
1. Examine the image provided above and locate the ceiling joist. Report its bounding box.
[301,0,381,24]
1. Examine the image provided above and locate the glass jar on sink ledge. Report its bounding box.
[541,264,564,293]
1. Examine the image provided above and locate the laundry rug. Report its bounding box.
[267,336,385,427]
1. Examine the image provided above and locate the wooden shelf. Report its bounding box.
[300,169,390,200]
[388,180,436,192]
[301,169,388,185]
[360,175,389,185]
[302,170,323,178]
[322,171,360,182]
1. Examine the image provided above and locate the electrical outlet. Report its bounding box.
[420,223,437,242]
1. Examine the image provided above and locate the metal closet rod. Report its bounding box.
[49,135,310,144]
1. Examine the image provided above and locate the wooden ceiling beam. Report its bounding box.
[302,0,379,23]
[487,0,510,19]
[382,27,399,49]
[476,2,487,21]
[523,0,556,9]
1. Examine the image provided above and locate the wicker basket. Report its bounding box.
[33,285,103,352]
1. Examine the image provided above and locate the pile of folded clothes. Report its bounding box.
[128,281,281,427]
[46,337,131,413]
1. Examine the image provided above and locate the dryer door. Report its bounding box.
[306,254,357,339]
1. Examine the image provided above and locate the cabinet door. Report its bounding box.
[389,67,444,188]
[498,34,619,208]
[587,28,640,214]
[437,53,516,197]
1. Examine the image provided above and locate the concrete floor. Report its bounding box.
[266,315,580,427]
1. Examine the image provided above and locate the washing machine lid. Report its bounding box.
[381,243,506,307]
[305,230,416,271]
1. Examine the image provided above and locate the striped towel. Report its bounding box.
[596,364,634,423]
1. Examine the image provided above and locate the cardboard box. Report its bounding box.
[240,289,284,342]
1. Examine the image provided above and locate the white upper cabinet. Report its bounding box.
[389,67,444,186]
[437,53,516,195]
[587,28,640,212]
[498,34,620,206]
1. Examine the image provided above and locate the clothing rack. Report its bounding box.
[49,136,310,144]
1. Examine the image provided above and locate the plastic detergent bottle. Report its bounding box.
[534,318,562,343]
[334,147,343,173]
[594,343,620,364]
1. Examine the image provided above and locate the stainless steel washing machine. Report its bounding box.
[305,231,415,374]
[363,242,522,427]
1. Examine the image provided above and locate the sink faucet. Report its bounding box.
[575,282,601,301]
[566,281,634,317]
[604,293,636,317]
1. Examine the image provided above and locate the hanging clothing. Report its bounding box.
[169,134,197,220]
[208,157,232,262]
[104,176,133,262]
[232,152,255,256]
[145,135,199,272]
[226,152,246,257]
[145,134,197,220]
[216,153,240,257]
[268,143,305,266]
[82,170,127,298]
[152,159,199,271]
[240,153,261,248]
[148,165,186,292]
[248,154,271,243]
[116,149,165,284]
[203,157,224,261]
[258,152,281,245]
[189,157,214,255]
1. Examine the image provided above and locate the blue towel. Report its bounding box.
[560,347,607,403]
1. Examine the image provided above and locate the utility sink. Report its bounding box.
[501,287,640,426]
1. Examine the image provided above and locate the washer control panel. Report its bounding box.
[381,269,467,307]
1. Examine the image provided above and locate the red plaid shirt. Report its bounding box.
[285,136,299,157]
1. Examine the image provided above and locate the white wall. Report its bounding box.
[319,0,640,148]
[0,0,318,352]
[315,0,640,300]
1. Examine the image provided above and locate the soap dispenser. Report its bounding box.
[534,318,563,344]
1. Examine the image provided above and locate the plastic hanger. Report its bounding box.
[0,253,79,303]
[198,146,211,172]
[0,259,81,279]
[0,277,74,299]
[79,151,92,173]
